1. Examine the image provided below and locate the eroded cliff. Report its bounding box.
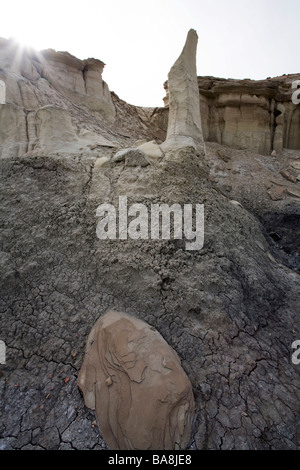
[0,37,156,158]
[160,74,300,155]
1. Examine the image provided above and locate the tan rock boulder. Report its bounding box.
[160,73,300,155]
[78,310,195,450]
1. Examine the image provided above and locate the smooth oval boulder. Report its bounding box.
[77,310,195,450]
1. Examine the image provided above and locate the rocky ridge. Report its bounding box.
[0,37,156,159]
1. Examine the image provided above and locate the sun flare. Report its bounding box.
[5,36,44,76]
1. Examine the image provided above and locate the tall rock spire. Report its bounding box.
[162,29,205,156]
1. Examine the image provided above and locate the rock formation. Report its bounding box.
[0,80,5,104]
[161,74,300,155]
[161,29,205,156]
[0,104,28,157]
[78,310,195,450]
[39,50,116,121]
[112,29,206,163]
[0,33,299,452]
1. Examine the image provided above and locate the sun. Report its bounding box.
[7,36,44,74]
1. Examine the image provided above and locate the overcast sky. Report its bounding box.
[2,0,300,106]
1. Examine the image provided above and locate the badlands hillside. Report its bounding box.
[0,33,299,450]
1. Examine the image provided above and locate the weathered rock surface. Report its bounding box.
[0,139,299,450]
[0,40,115,121]
[205,141,300,272]
[38,51,116,121]
[0,34,299,452]
[199,75,300,155]
[113,147,150,167]
[78,310,195,450]
[161,29,205,156]
[115,29,206,163]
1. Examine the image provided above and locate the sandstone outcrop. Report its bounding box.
[161,29,205,156]
[39,50,116,121]
[0,38,157,158]
[0,40,115,121]
[78,310,195,450]
[198,75,300,155]
[112,147,150,167]
[108,30,207,166]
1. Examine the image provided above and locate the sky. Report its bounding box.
[1,0,300,107]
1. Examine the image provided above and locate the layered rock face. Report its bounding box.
[162,74,300,155]
[198,75,300,155]
[0,80,5,104]
[0,33,300,452]
[39,50,115,119]
[78,310,195,450]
